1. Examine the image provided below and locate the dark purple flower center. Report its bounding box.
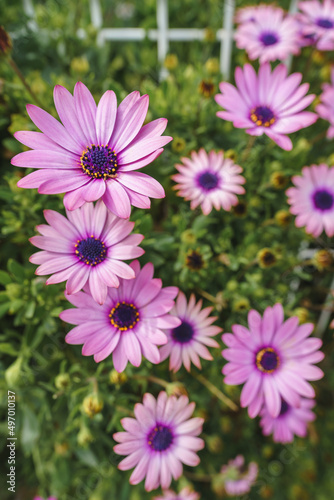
[81,144,118,179]
[109,302,139,331]
[256,347,280,373]
[172,320,194,344]
[250,106,276,127]
[260,31,279,46]
[313,189,334,211]
[317,18,334,29]
[186,251,204,270]
[75,236,106,266]
[279,400,290,417]
[147,424,174,451]
[197,170,219,191]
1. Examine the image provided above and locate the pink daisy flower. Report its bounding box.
[113,391,204,492]
[172,149,245,215]
[297,0,334,50]
[153,487,200,500]
[235,5,268,24]
[215,63,317,151]
[220,455,258,497]
[260,397,316,443]
[316,68,334,138]
[29,201,144,304]
[59,260,180,370]
[286,164,334,237]
[222,304,324,418]
[235,6,301,63]
[11,83,172,218]
[159,291,221,372]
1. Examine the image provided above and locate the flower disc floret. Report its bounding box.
[256,347,280,373]
[109,302,139,330]
[80,145,118,179]
[147,424,174,451]
[75,236,106,266]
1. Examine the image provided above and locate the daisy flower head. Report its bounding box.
[11,83,172,218]
[286,164,334,237]
[159,292,222,372]
[215,63,317,151]
[153,487,200,500]
[29,201,144,304]
[235,4,268,24]
[59,260,180,370]
[260,397,316,443]
[113,391,204,492]
[172,149,246,215]
[222,303,324,418]
[220,455,258,497]
[235,6,301,63]
[297,0,334,50]
[316,68,334,138]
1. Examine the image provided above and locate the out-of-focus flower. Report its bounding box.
[235,6,300,63]
[215,63,317,151]
[60,260,180,370]
[82,394,103,417]
[257,248,277,268]
[270,172,288,189]
[260,397,316,443]
[232,200,247,216]
[316,68,334,138]
[222,304,324,418]
[55,373,70,390]
[113,391,204,491]
[286,164,334,237]
[292,307,309,324]
[275,210,292,226]
[70,56,90,74]
[198,79,215,98]
[29,201,144,304]
[12,83,171,218]
[160,292,221,372]
[164,54,178,70]
[232,297,250,312]
[185,250,205,271]
[172,137,186,153]
[297,0,334,51]
[109,369,128,385]
[205,57,220,74]
[153,487,200,500]
[313,249,334,269]
[172,149,246,215]
[220,455,258,497]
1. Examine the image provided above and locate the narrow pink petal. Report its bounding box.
[74,82,97,144]
[111,95,149,152]
[118,172,165,199]
[38,172,90,195]
[53,85,86,148]
[96,90,117,145]
[11,150,77,169]
[66,265,89,294]
[119,136,172,164]
[102,181,131,219]
[88,268,108,304]
[263,376,281,418]
[14,131,66,153]
[81,178,106,202]
[119,148,163,173]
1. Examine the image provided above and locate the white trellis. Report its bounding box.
[23,0,299,80]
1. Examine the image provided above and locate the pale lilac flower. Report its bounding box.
[286,164,334,237]
[59,260,180,370]
[172,149,245,215]
[222,304,324,418]
[153,487,200,500]
[260,398,316,443]
[29,201,144,304]
[220,455,258,497]
[297,0,334,50]
[316,68,334,138]
[235,6,301,63]
[235,5,268,24]
[159,292,221,372]
[215,63,317,151]
[113,391,204,491]
[11,83,172,218]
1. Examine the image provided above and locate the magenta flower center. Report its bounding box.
[197,170,219,191]
[186,251,204,270]
[172,320,194,344]
[256,347,280,373]
[75,236,106,266]
[312,189,334,211]
[80,145,118,179]
[147,424,174,451]
[260,32,279,46]
[250,106,276,127]
[317,18,334,29]
[109,302,139,331]
[279,400,290,417]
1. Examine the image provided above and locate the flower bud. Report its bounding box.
[82,394,103,418]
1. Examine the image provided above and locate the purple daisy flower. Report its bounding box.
[220,455,258,497]
[172,149,245,215]
[11,83,172,218]
[235,5,268,24]
[159,291,221,372]
[286,164,334,237]
[59,260,180,370]
[297,0,334,51]
[215,63,317,151]
[113,391,204,492]
[316,68,334,138]
[153,487,200,500]
[260,397,316,443]
[222,304,324,418]
[235,6,301,63]
[29,201,144,304]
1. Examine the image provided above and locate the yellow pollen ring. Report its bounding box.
[109,302,140,331]
[256,347,279,373]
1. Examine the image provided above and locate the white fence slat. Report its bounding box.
[221,0,235,80]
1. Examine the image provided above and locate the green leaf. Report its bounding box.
[0,343,18,356]
[0,270,12,285]
[7,259,26,282]
[75,448,99,468]
[21,406,40,453]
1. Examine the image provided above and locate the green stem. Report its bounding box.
[241,135,256,163]
[7,57,43,107]
[184,471,212,482]
[132,374,169,388]
[192,373,238,412]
